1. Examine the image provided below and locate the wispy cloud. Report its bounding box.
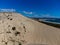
[23,11,33,14]
[0,8,16,12]
[41,14,54,17]
[41,14,50,17]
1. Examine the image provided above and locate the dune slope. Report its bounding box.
[0,12,59,45]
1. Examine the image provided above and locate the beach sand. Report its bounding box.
[0,12,59,45]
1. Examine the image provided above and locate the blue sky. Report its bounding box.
[0,0,60,18]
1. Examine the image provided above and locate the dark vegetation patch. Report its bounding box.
[15,31,20,36]
[19,42,22,45]
[5,42,7,45]
[1,40,7,45]
[6,31,11,33]
[7,18,13,20]
[23,26,26,32]
[12,27,16,30]
[10,18,12,20]
[7,18,9,19]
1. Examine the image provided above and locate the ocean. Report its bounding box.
[45,19,60,24]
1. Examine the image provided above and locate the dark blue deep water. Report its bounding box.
[45,19,60,24]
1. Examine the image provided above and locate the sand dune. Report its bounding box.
[0,12,59,45]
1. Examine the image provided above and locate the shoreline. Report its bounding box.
[39,21,60,28]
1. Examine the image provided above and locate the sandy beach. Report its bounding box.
[0,12,60,45]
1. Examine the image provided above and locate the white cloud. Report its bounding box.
[0,8,16,12]
[23,11,33,14]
